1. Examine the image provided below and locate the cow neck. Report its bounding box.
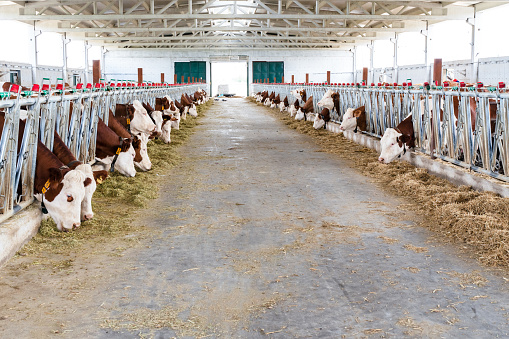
[53,132,81,168]
[115,104,133,133]
[35,141,70,202]
[110,136,124,172]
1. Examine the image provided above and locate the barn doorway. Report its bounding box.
[210,61,248,97]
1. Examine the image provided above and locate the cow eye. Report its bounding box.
[67,194,74,202]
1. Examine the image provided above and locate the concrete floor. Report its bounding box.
[3,98,509,338]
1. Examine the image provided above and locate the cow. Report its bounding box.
[317,89,335,110]
[378,114,415,164]
[270,94,281,109]
[174,99,187,120]
[313,108,330,129]
[339,106,367,133]
[115,100,157,136]
[289,99,300,117]
[295,96,314,121]
[279,96,289,112]
[52,131,108,221]
[94,118,137,176]
[142,102,174,143]
[290,88,307,102]
[107,109,151,171]
[181,94,197,117]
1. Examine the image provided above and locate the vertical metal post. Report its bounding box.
[62,35,70,86]
[422,23,429,82]
[369,40,374,83]
[31,26,42,84]
[352,47,357,83]
[392,33,398,84]
[468,9,477,83]
[84,42,91,83]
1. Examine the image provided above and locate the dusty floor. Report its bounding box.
[2,98,509,338]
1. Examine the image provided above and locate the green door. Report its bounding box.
[175,61,206,83]
[252,61,283,83]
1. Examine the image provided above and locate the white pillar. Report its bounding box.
[30,26,41,84]
[369,40,374,84]
[84,41,91,83]
[392,33,399,84]
[468,9,478,83]
[101,46,106,81]
[352,47,357,83]
[62,35,70,85]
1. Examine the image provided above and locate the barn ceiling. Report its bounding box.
[0,0,502,50]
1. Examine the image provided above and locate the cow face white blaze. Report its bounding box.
[115,145,137,176]
[295,109,305,120]
[134,133,152,171]
[379,128,404,164]
[161,121,172,143]
[290,88,304,101]
[339,108,357,132]
[188,104,198,117]
[170,112,180,130]
[74,164,96,221]
[150,110,163,136]
[313,114,325,129]
[131,100,157,135]
[44,170,86,231]
[278,102,286,112]
[317,89,334,109]
[289,105,297,117]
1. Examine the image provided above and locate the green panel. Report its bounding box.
[175,61,206,83]
[253,61,283,83]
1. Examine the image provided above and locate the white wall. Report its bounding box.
[104,49,355,87]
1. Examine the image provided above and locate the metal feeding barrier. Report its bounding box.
[0,81,208,223]
[252,81,509,183]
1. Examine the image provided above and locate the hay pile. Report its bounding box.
[253,98,509,267]
[20,99,213,256]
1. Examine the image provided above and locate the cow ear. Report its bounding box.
[48,167,63,183]
[398,135,410,147]
[84,177,93,187]
[121,139,131,152]
[353,108,364,118]
[93,170,108,184]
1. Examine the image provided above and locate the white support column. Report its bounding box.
[101,46,107,81]
[467,8,478,83]
[62,35,70,85]
[421,23,429,83]
[392,33,398,84]
[30,25,42,84]
[352,47,357,83]
[369,40,374,84]
[84,41,91,83]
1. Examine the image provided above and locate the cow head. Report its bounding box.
[115,141,137,177]
[43,168,87,231]
[169,112,180,130]
[290,88,303,101]
[295,108,305,120]
[188,103,198,117]
[150,110,163,136]
[378,128,410,164]
[134,133,152,171]
[160,118,172,144]
[317,89,335,110]
[131,100,157,135]
[313,113,325,129]
[339,108,357,132]
[74,164,97,221]
[278,101,286,112]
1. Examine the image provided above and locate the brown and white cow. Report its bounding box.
[142,102,173,144]
[313,108,331,129]
[115,100,157,136]
[378,114,415,164]
[52,131,108,221]
[339,106,367,133]
[279,96,289,112]
[108,110,151,171]
[95,118,137,176]
[295,96,314,121]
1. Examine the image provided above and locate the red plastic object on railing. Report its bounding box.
[86,83,92,89]
[42,84,50,91]
[10,84,20,93]
[443,82,449,87]
[32,84,40,92]
[424,82,429,86]
[477,82,483,88]
[499,82,506,89]
[377,83,381,86]
[393,82,398,87]
[460,82,466,87]
[402,82,407,87]
[94,83,101,89]
[76,83,83,90]
[56,84,64,90]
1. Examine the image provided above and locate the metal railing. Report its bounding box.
[0,82,208,223]
[252,82,509,183]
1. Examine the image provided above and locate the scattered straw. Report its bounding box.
[252,97,509,267]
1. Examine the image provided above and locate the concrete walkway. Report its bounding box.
[3,98,509,338]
